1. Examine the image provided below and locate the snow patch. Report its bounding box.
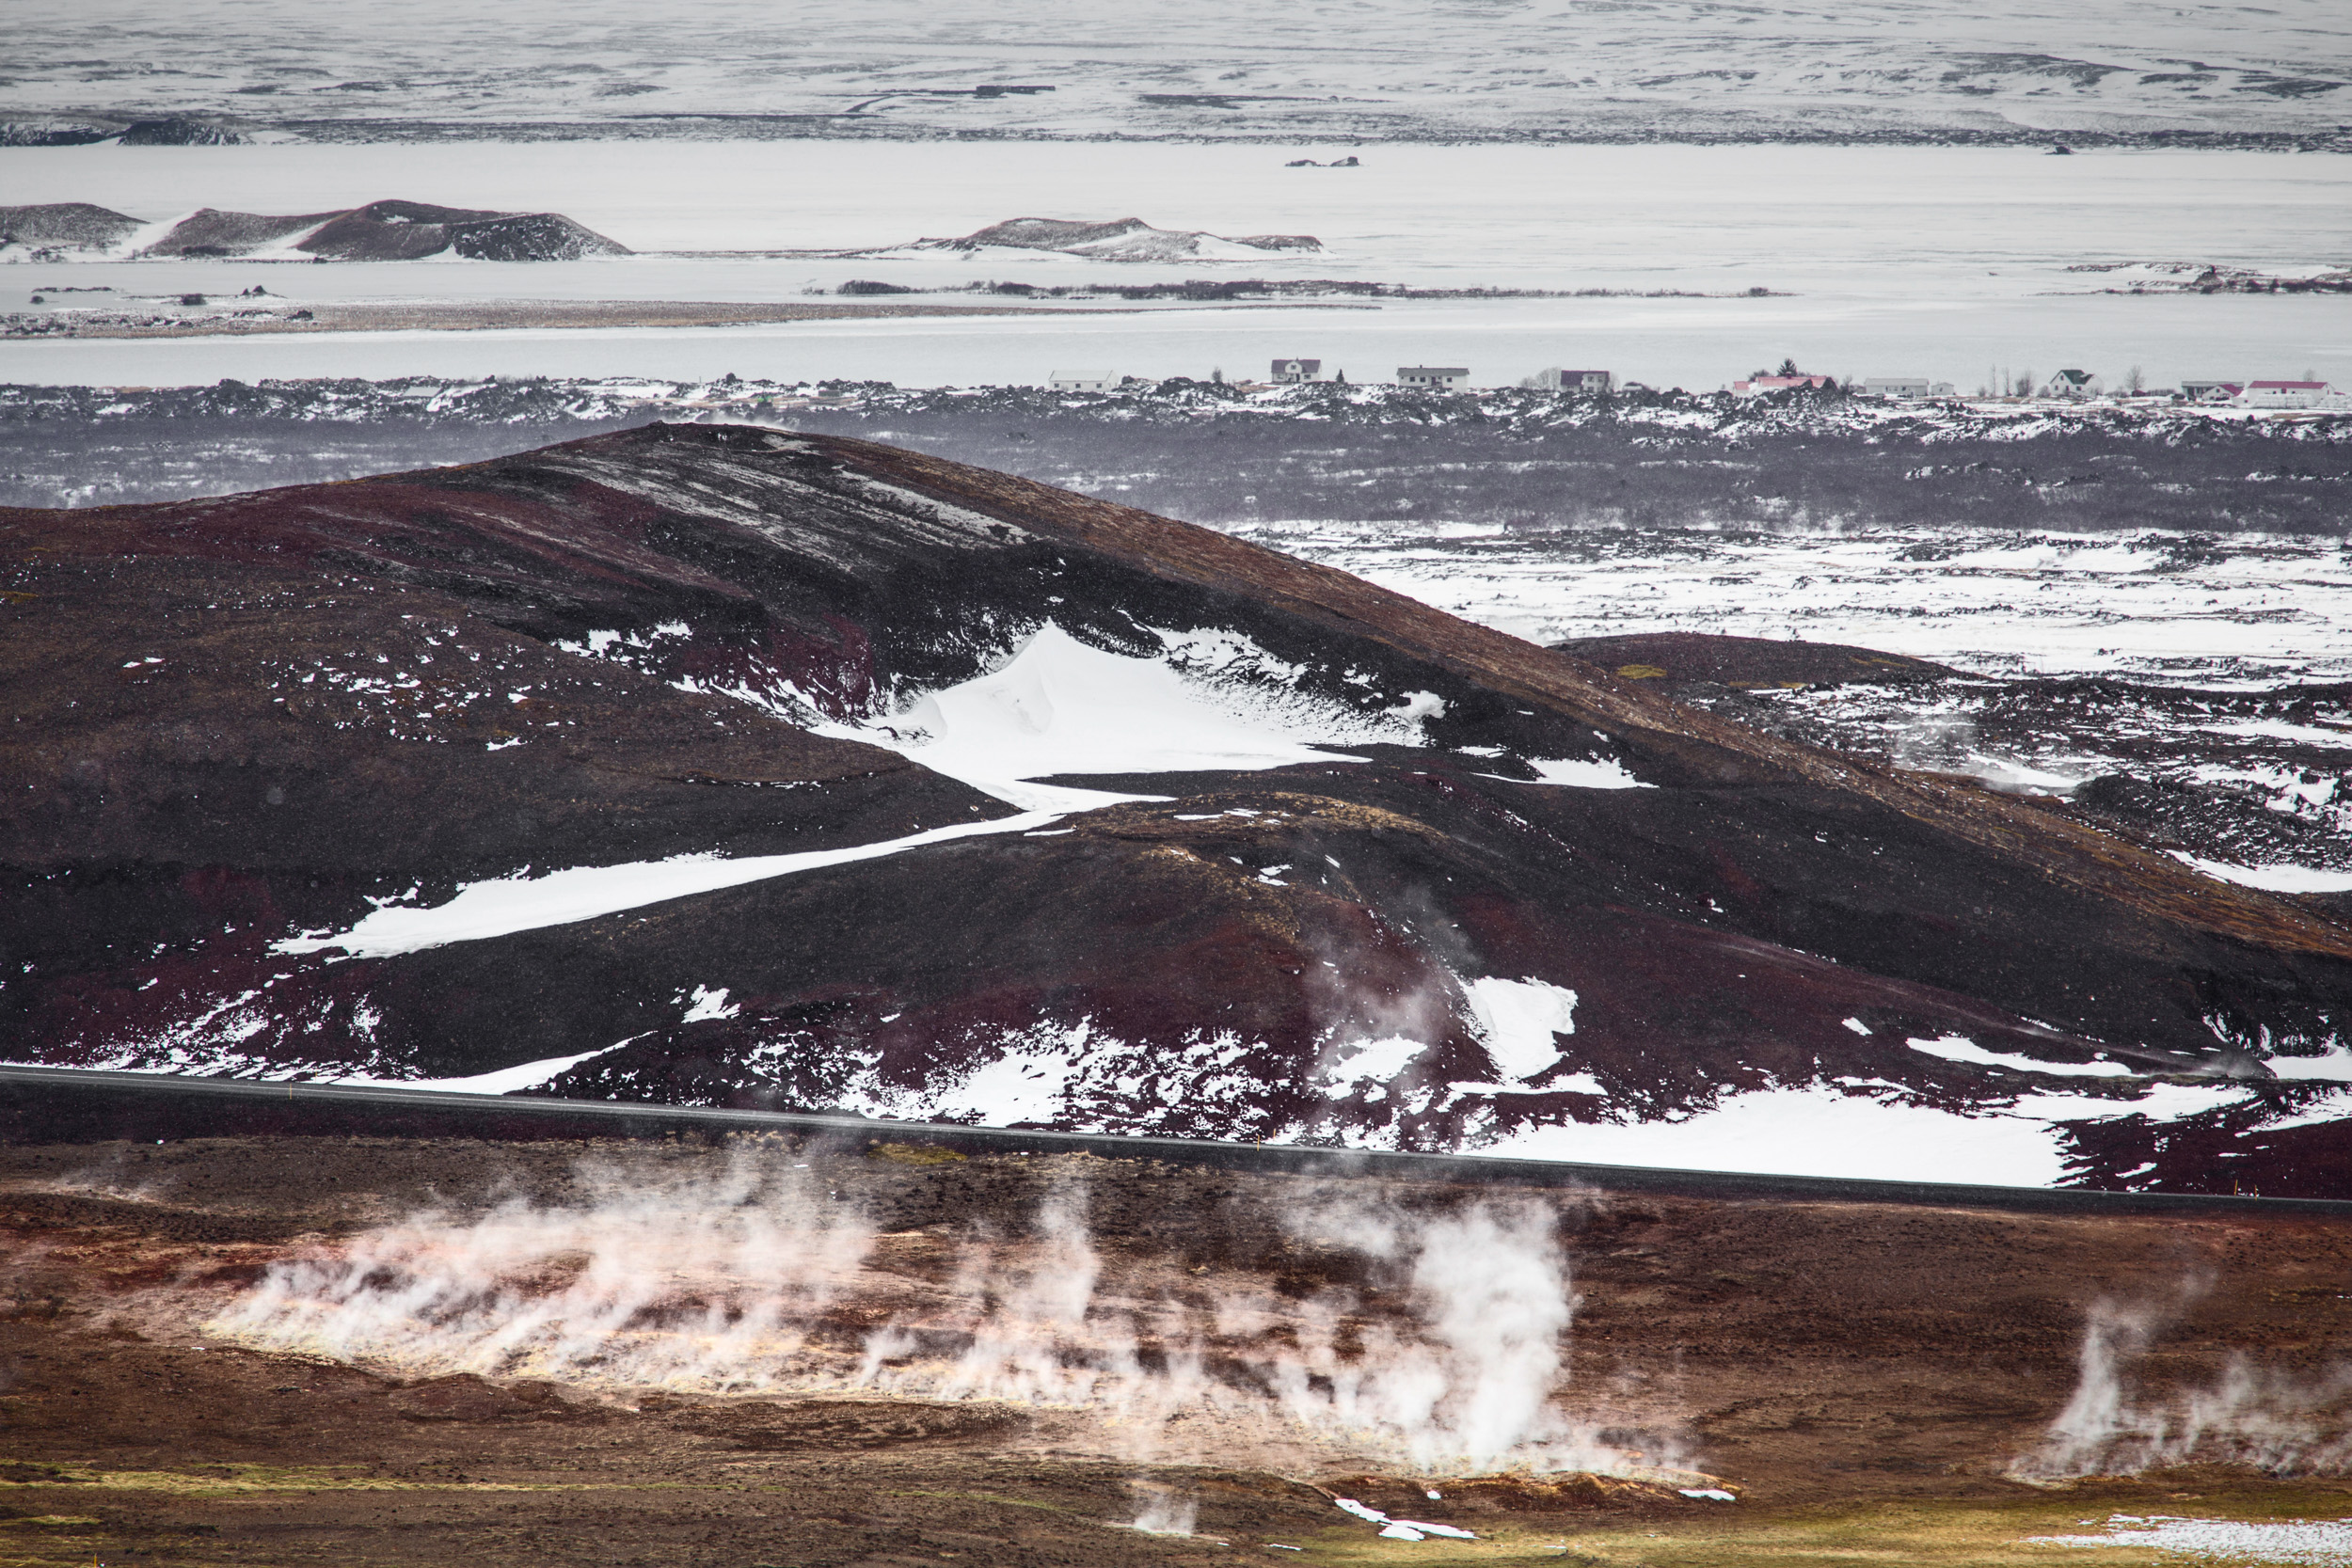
[1478,757,1652,789]
[933,1044,1076,1126]
[1906,1033,2137,1078]
[831,623,1423,811]
[273,812,1064,958]
[2172,853,2352,895]
[2031,1516,2352,1563]
[1320,1036,1428,1089]
[2266,1051,2352,1083]
[331,1044,620,1095]
[1461,976,1579,1081]
[681,986,739,1022]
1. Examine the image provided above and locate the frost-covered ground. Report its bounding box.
[5,0,2348,141]
[4,143,2347,391]
[2033,1516,2352,1562]
[1241,515,2352,885]
[1251,519,2352,685]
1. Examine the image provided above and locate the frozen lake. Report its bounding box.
[6,141,2347,388]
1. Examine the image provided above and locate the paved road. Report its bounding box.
[5,1063,2346,1216]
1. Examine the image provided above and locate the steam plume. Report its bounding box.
[205,1151,1661,1476]
[207,1146,873,1392]
[2014,1295,2352,1479]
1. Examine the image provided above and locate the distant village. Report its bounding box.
[1041,358,2349,409]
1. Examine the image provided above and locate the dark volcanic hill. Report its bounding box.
[0,202,146,251]
[909,216,1320,259]
[137,198,629,261]
[7,425,2351,1194]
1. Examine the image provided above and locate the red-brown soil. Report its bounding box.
[2,1135,2348,1566]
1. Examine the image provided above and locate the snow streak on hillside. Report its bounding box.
[5,0,2347,141]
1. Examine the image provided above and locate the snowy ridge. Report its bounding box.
[5,0,2347,140]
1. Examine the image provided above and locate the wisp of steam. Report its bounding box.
[2013,1296,2352,1479]
[204,1146,1649,1476]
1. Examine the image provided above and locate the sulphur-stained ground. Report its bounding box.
[1,1133,2348,1566]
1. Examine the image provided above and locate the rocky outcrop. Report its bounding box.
[116,118,246,146]
[7,425,2350,1192]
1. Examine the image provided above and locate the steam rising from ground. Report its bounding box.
[2014,1295,2352,1479]
[204,1147,1650,1475]
[208,1148,872,1392]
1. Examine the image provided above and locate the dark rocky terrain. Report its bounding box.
[1607,643,2352,878]
[7,424,2352,1192]
[7,376,2350,529]
[115,116,247,146]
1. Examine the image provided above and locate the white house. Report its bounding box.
[1398,366,1469,390]
[2040,368,2103,398]
[1048,372,1123,392]
[2235,379,2340,409]
[1270,357,1322,383]
[1864,377,1931,399]
[1529,367,1614,392]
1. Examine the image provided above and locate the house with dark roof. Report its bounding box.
[2040,368,2103,398]
[1529,367,1614,392]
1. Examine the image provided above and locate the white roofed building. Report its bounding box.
[2234,380,2341,409]
[1864,377,1931,398]
[1047,372,1123,392]
[1398,366,1469,390]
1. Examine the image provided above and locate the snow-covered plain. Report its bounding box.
[6,142,2348,391]
[7,0,2347,139]
[1240,520,2352,687]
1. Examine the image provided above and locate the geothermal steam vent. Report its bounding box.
[8,422,2352,1194]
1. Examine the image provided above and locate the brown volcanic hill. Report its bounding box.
[141,198,629,261]
[141,205,347,257]
[5,424,2349,1194]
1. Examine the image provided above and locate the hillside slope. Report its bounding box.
[6,424,2350,1191]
